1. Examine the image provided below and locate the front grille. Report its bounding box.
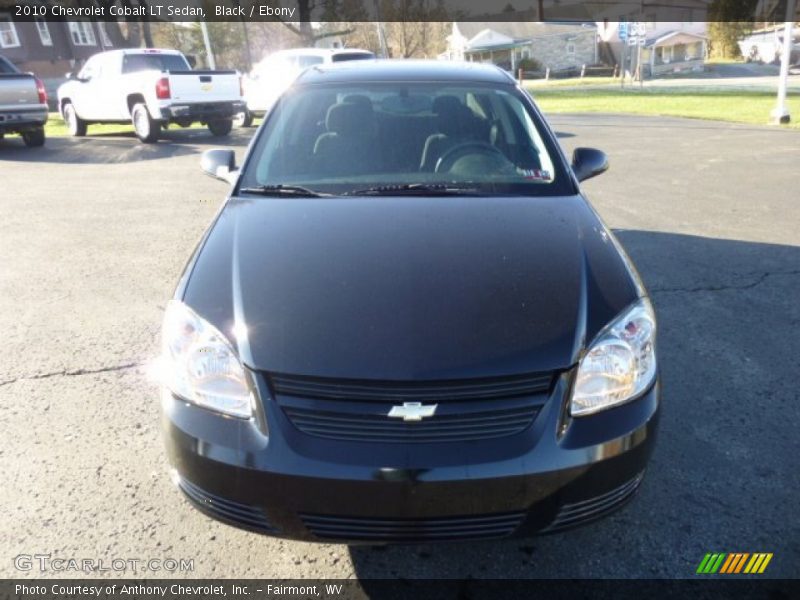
[540,471,645,533]
[178,477,276,534]
[270,371,552,403]
[284,404,539,443]
[301,511,525,543]
[272,371,552,444]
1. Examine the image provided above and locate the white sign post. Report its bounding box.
[772,0,796,124]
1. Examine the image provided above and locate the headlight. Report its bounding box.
[570,298,657,417]
[161,300,252,419]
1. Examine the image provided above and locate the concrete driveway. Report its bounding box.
[0,116,798,579]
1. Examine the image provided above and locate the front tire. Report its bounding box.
[131,103,160,144]
[63,103,87,137]
[208,119,233,137]
[21,127,45,147]
[234,110,254,128]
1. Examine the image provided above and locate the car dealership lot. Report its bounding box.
[1,116,798,579]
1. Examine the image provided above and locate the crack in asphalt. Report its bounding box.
[650,269,800,295]
[0,361,145,388]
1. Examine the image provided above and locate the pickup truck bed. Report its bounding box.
[0,57,48,147]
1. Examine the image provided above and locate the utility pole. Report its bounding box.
[771,0,796,124]
[200,21,216,69]
[373,0,388,57]
[236,0,252,72]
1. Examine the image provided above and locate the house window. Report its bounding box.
[0,18,21,48]
[68,21,96,47]
[35,18,52,46]
[97,22,113,48]
[566,43,576,54]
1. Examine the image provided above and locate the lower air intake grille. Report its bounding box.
[283,405,539,443]
[178,477,276,534]
[541,471,645,533]
[301,511,526,543]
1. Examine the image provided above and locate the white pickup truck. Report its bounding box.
[57,49,245,143]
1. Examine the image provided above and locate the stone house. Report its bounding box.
[441,22,598,74]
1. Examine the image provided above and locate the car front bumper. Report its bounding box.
[0,107,48,133]
[162,372,660,544]
[158,101,246,122]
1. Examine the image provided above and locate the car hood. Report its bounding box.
[181,195,641,380]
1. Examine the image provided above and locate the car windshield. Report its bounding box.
[331,52,374,62]
[122,53,190,74]
[241,81,572,196]
[0,56,18,73]
[296,55,325,68]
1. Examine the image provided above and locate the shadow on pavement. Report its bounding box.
[348,231,800,579]
[0,129,253,164]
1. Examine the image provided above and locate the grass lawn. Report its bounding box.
[527,87,800,129]
[525,76,619,88]
[44,112,208,137]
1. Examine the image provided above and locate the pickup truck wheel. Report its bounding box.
[208,119,233,136]
[234,110,254,128]
[132,103,160,143]
[63,103,87,137]
[21,127,45,147]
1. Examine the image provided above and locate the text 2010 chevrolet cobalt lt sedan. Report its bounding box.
[161,61,659,543]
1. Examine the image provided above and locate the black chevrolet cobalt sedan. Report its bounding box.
[161,60,659,543]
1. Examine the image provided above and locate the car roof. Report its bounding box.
[94,48,183,57]
[295,59,516,85]
[273,47,373,57]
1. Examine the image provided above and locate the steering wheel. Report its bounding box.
[434,142,508,174]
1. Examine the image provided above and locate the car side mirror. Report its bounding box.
[201,149,238,184]
[65,72,73,80]
[571,147,609,182]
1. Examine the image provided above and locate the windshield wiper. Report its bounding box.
[238,184,331,198]
[344,183,483,196]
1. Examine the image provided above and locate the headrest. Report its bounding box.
[342,94,372,109]
[326,102,373,137]
[432,95,464,115]
[432,95,473,136]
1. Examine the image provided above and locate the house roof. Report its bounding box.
[644,30,707,48]
[454,21,596,43]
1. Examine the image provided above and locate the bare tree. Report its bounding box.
[380,0,450,58]
[99,1,152,48]
[277,0,364,46]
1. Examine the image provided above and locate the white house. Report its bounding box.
[596,21,708,75]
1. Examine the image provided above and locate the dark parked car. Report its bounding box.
[0,54,47,147]
[162,60,659,543]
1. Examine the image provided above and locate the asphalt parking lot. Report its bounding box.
[1,114,798,580]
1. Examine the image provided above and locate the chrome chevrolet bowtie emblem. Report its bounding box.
[387,402,438,422]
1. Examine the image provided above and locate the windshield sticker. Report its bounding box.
[517,168,552,181]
